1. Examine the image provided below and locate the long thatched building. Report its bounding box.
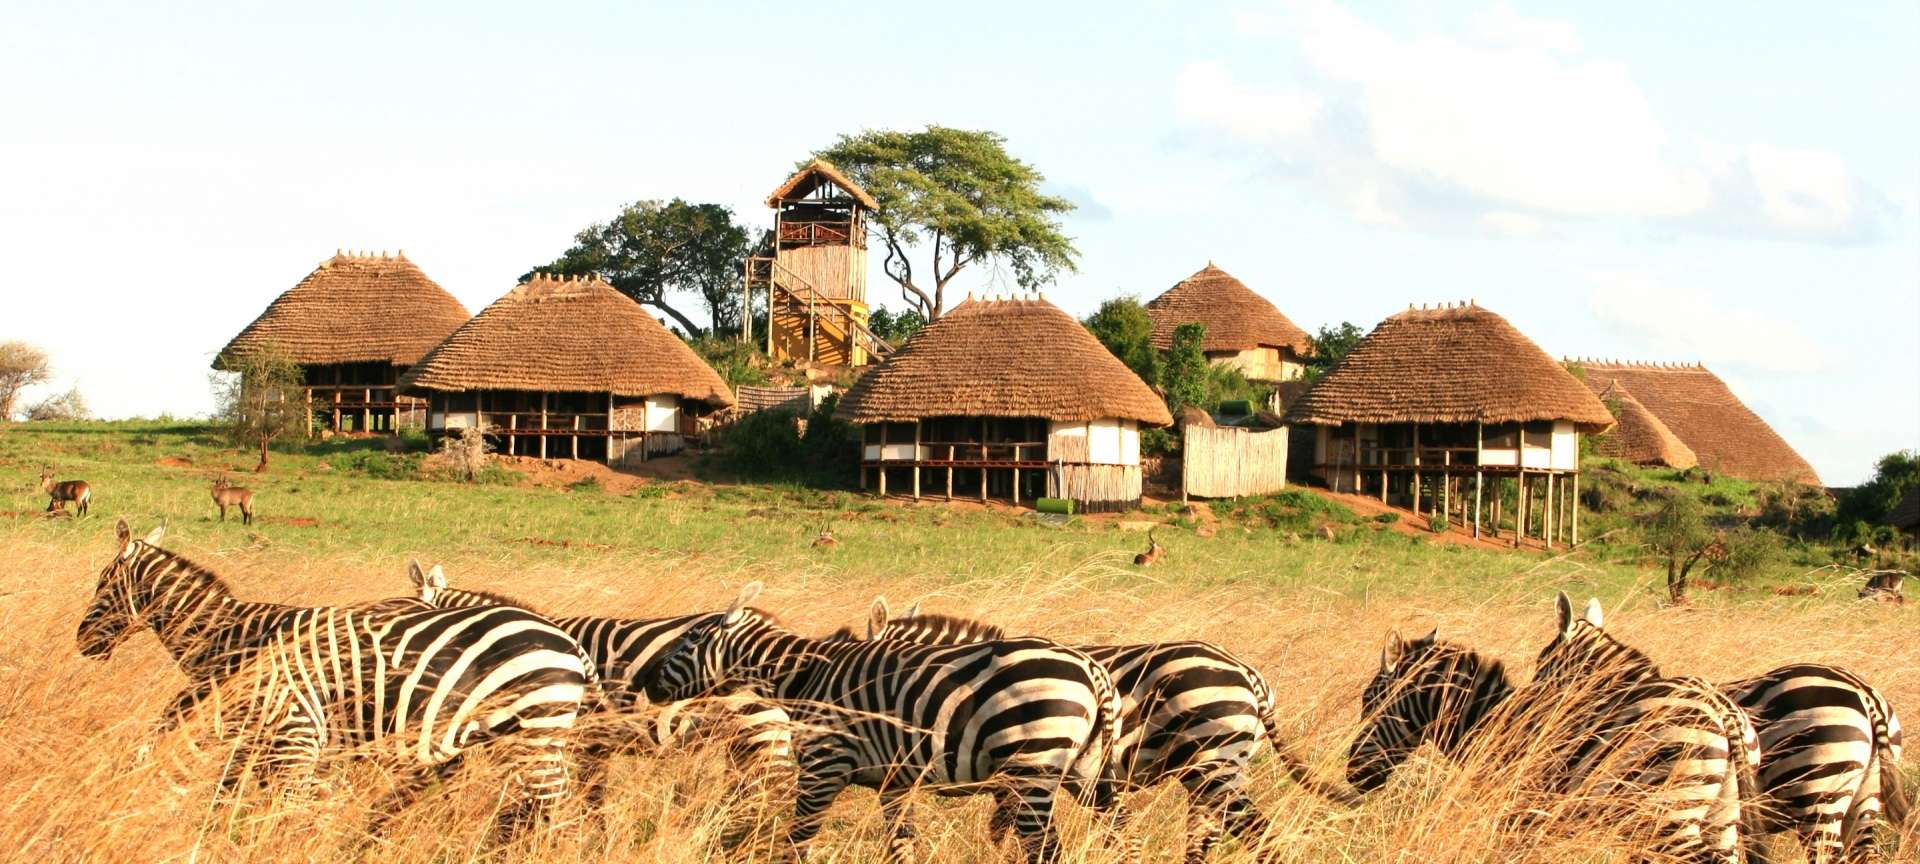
[1285,302,1613,546]
[834,292,1173,511]
[399,274,734,464]
[1145,263,1314,384]
[214,250,470,434]
[1574,360,1818,484]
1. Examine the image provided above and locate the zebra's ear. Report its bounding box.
[724,581,764,624]
[867,596,890,639]
[1582,597,1604,629]
[905,600,922,618]
[1554,591,1576,636]
[407,559,426,588]
[1380,630,1404,673]
[115,518,131,547]
[426,565,446,591]
[142,523,166,547]
[1417,626,1438,646]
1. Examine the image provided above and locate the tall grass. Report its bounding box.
[0,422,1914,861]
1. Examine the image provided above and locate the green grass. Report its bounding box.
[0,420,1867,605]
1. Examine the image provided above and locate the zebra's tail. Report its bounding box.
[1726,700,1765,843]
[1262,707,1362,806]
[1876,718,1909,829]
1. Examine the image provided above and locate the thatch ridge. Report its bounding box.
[1590,380,1697,469]
[398,274,734,407]
[1284,302,1613,431]
[1572,359,1818,483]
[834,293,1172,426]
[766,159,879,210]
[1144,263,1313,356]
[214,250,470,369]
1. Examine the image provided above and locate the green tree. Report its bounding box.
[211,345,309,472]
[1305,322,1364,381]
[1082,296,1161,386]
[814,126,1077,321]
[534,199,751,336]
[867,306,927,344]
[0,341,51,421]
[1836,450,1920,528]
[1163,323,1210,414]
[1640,495,1780,602]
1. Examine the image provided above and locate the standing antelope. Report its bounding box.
[40,467,90,517]
[210,476,253,525]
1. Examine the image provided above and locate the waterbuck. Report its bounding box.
[40,467,90,517]
[210,476,253,525]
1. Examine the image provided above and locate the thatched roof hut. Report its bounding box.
[835,293,1169,511]
[1286,303,1613,431]
[401,274,732,407]
[1589,380,1698,470]
[766,158,879,210]
[1145,263,1313,358]
[214,250,469,370]
[400,274,731,465]
[1575,360,1817,484]
[836,294,1170,427]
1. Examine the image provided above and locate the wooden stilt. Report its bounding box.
[1516,473,1526,547]
[1544,473,1555,549]
[1474,470,1483,539]
[912,422,921,500]
[1572,473,1581,545]
[878,422,888,497]
[1412,422,1422,515]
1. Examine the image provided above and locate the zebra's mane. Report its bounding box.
[1540,621,1662,684]
[134,541,237,601]
[880,613,1005,643]
[438,585,545,614]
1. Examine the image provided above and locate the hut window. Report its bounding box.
[1523,420,1553,449]
[1484,423,1519,449]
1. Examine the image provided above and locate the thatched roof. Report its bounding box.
[1888,486,1920,531]
[1574,360,1818,483]
[214,251,470,369]
[1145,264,1313,356]
[834,293,1172,426]
[766,159,879,210]
[1590,380,1697,469]
[1284,303,1613,431]
[398,274,733,407]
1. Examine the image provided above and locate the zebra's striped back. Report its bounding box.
[1722,662,1907,859]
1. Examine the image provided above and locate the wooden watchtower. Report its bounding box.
[743,159,892,366]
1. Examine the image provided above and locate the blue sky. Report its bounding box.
[4,0,1914,484]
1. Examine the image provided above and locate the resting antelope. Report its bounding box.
[1132,529,1164,566]
[40,468,90,517]
[210,476,253,525]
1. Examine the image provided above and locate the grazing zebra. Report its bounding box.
[1722,663,1907,863]
[408,568,797,848]
[848,601,1360,863]
[639,582,1123,864]
[74,520,590,839]
[1525,593,1760,863]
[1344,627,1515,794]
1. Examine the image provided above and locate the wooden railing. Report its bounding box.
[776,220,852,246]
[870,440,1050,466]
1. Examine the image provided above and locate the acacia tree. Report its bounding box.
[535,199,751,336]
[1641,495,1781,602]
[0,341,52,421]
[211,346,309,472]
[814,126,1077,321]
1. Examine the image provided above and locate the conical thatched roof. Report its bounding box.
[1575,360,1817,483]
[1590,380,1697,469]
[1145,264,1313,356]
[835,294,1172,426]
[766,159,878,210]
[1285,303,1613,431]
[398,274,733,407]
[214,251,470,369]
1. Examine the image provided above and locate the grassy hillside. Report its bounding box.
[1,421,1913,862]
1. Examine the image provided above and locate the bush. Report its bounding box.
[1427,513,1449,534]
[1220,489,1358,532]
[25,386,89,421]
[714,410,805,479]
[690,336,771,388]
[331,449,424,480]
[1140,427,1177,457]
[1374,512,1400,525]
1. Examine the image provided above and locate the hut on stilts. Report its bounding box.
[834,292,1173,512]
[398,274,734,465]
[1145,263,1314,390]
[742,159,893,366]
[1284,302,1614,546]
[1573,359,1819,484]
[214,250,470,435]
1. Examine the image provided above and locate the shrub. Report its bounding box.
[1427,513,1448,534]
[1220,489,1358,533]
[1374,512,1400,525]
[332,449,424,480]
[714,410,805,479]
[439,426,494,483]
[689,336,771,388]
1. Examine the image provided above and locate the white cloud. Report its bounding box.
[1584,272,1829,374]
[1178,0,1877,242]
[1479,210,1545,238]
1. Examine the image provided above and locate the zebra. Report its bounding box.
[1722,663,1907,862]
[845,600,1361,863]
[638,581,1124,864]
[407,566,797,848]
[74,520,591,840]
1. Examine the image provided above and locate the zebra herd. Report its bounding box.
[77,518,1907,863]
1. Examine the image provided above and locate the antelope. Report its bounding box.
[39,467,90,517]
[1859,571,1905,605]
[211,476,254,525]
[1132,529,1164,566]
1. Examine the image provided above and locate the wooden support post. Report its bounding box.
[946,445,954,501]
[981,419,989,502]
[363,387,371,436]
[1353,423,1363,494]
[539,393,549,459]
[1442,451,1451,526]
[1516,473,1526,547]
[741,263,752,345]
[1474,470,1483,539]
[1544,473,1555,549]
[878,423,888,497]
[1412,422,1421,515]
[574,414,582,461]
[1571,472,1581,545]
[1012,445,1020,505]
[912,422,921,499]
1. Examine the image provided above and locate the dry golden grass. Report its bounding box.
[2,521,1916,863]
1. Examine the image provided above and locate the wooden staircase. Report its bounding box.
[747,256,893,366]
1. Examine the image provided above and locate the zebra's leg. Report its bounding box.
[362,757,464,839]
[1183,794,1229,864]
[1004,778,1064,864]
[786,756,854,861]
[877,788,917,864]
[1220,792,1276,862]
[490,732,573,845]
[719,742,795,851]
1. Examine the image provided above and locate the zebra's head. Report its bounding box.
[77,519,165,659]
[1533,592,1658,687]
[1348,628,1513,793]
[640,581,764,703]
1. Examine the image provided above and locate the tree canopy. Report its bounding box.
[210,345,308,471]
[867,306,926,345]
[814,126,1077,321]
[1305,322,1364,380]
[534,199,751,337]
[1083,296,1161,387]
[1163,323,1211,415]
[1838,449,1920,528]
[0,341,51,421]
